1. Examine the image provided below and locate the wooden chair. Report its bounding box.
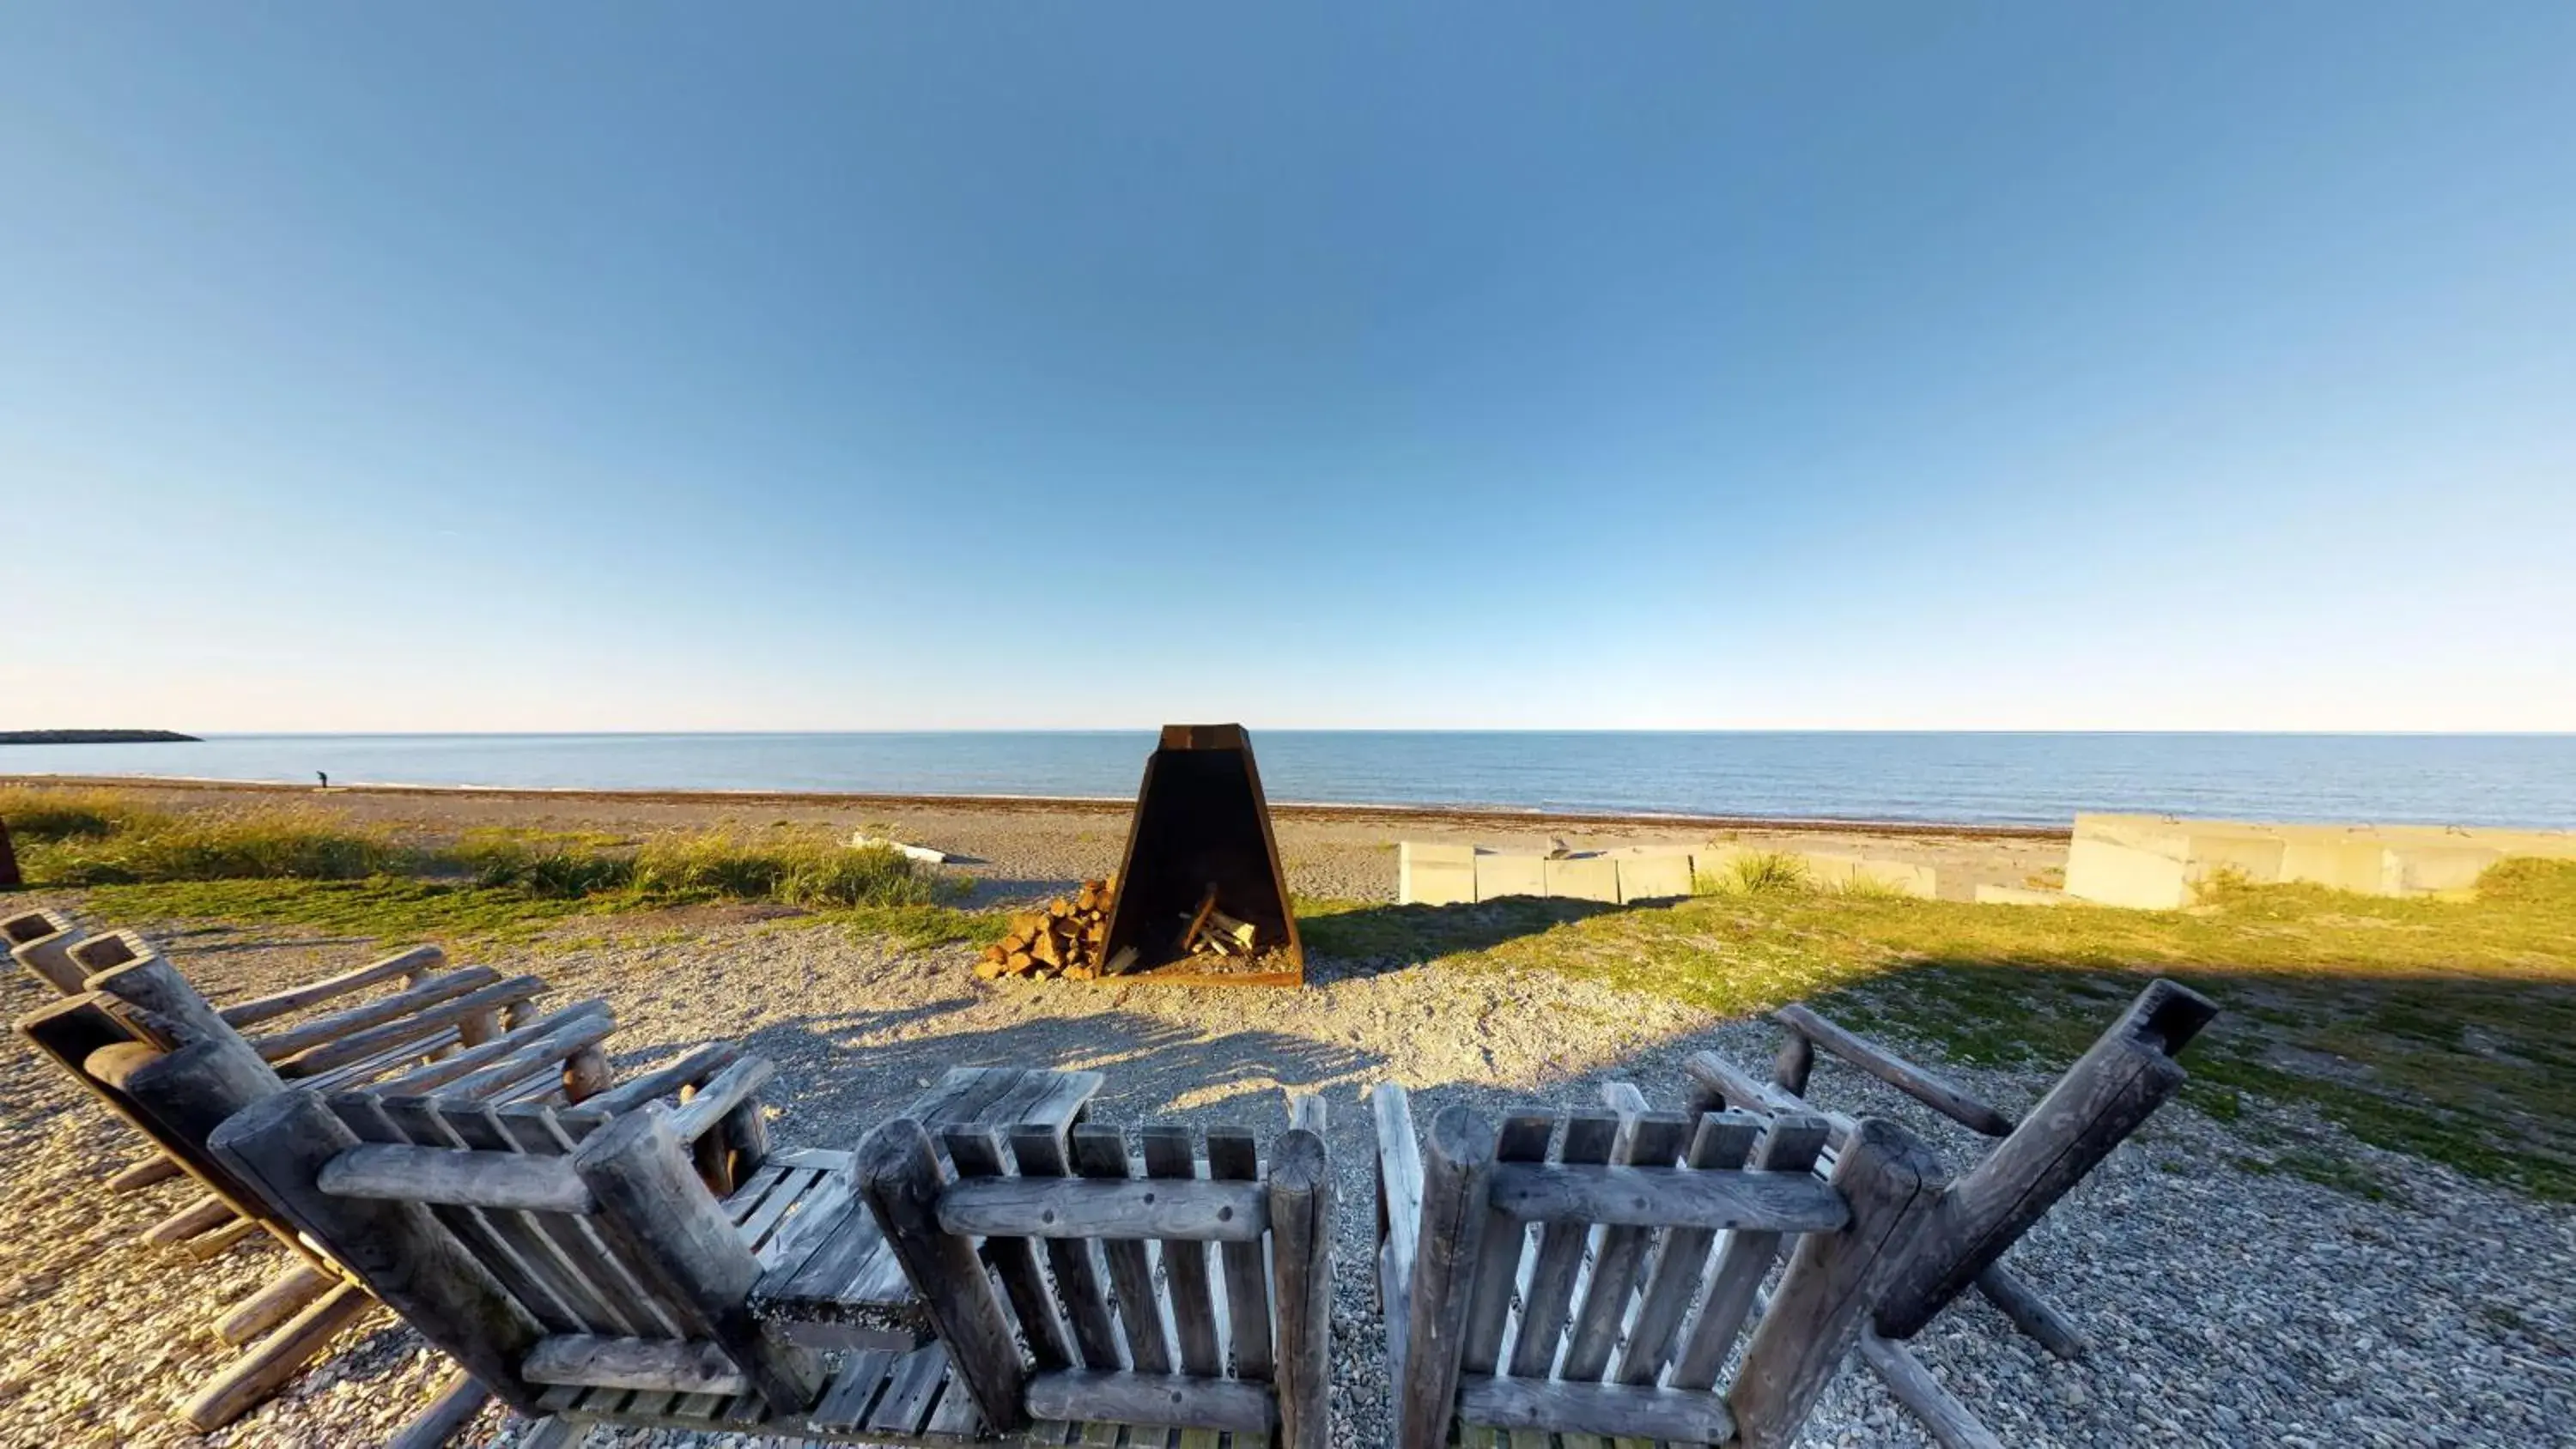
[1369,1083,1947,1449]
[13,919,556,1261]
[1678,978,2218,1449]
[7,919,750,1432]
[211,1084,1336,1448]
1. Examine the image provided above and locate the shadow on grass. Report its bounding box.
[1807,955,2576,1203]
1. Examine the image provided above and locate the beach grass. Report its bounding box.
[1302,858,2576,1201]
[7,785,972,941]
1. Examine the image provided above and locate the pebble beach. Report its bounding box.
[1,786,2567,1447]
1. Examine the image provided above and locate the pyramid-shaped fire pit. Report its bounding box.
[1094,723,1303,987]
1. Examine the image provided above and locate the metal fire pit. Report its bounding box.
[1097,724,1303,987]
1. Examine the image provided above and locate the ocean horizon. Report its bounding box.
[5,731,2573,830]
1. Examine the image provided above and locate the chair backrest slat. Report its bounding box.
[1404,1102,1940,1449]
[860,1106,1333,1446]
[1205,1126,1273,1382]
[1005,1125,1123,1371]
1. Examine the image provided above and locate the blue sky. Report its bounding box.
[4,3,2570,731]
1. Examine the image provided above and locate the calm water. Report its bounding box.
[5,732,2573,829]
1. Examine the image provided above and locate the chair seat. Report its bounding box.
[535,1340,1279,1447]
[1453,1418,1714,1449]
[724,1147,857,1268]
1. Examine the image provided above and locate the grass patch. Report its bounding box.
[633,832,953,910]
[8,786,969,948]
[1301,859,2576,1201]
[0,785,167,842]
[85,878,620,944]
[24,808,406,884]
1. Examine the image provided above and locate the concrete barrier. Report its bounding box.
[1542,855,1620,903]
[2065,814,2574,907]
[1472,851,1547,901]
[1796,850,1940,899]
[1612,849,1697,902]
[1397,842,1477,906]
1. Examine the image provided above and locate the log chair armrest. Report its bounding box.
[578,1041,744,1119]
[270,974,550,1079]
[218,945,447,1031]
[1368,1082,1424,1349]
[1772,1003,2018,1138]
[665,1055,778,1148]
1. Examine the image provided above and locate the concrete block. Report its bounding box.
[2063,836,2193,909]
[2380,845,2504,896]
[1974,884,2073,906]
[1798,851,1938,899]
[1689,845,1749,889]
[1398,842,1477,906]
[1543,854,1620,903]
[1473,851,1547,901]
[1613,851,1696,903]
[2277,839,2391,894]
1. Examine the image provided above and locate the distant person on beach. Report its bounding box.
[317,771,329,789]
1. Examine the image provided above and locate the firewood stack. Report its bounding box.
[1176,883,1260,961]
[977,877,1133,982]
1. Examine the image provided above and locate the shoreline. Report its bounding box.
[0,772,2072,840]
[0,777,2071,844]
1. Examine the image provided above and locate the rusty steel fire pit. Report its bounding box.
[1096,723,1304,987]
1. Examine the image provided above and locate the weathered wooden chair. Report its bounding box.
[1369,1082,1947,1449]
[1677,978,2218,1449]
[7,919,753,1431]
[13,919,556,1259]
[210,1083,1336,1448]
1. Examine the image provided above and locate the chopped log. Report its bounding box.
[1106,946,1139,975]
[1177,885,1219,953]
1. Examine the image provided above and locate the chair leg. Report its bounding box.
[1973,1264,2087,1360]
[1858,1327,2005,1449]
[519,1415,595,1448]
[388,1372,493,1449]
[179,1281,373,1430]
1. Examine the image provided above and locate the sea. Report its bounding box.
[4,732,2573,830]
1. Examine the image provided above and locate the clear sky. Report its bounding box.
[4,3,2570,732]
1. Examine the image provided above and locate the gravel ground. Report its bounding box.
[3,895,2568,1449]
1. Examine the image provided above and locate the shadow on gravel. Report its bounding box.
[727,1009,1382,1142]
[1299,895,1632,975]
